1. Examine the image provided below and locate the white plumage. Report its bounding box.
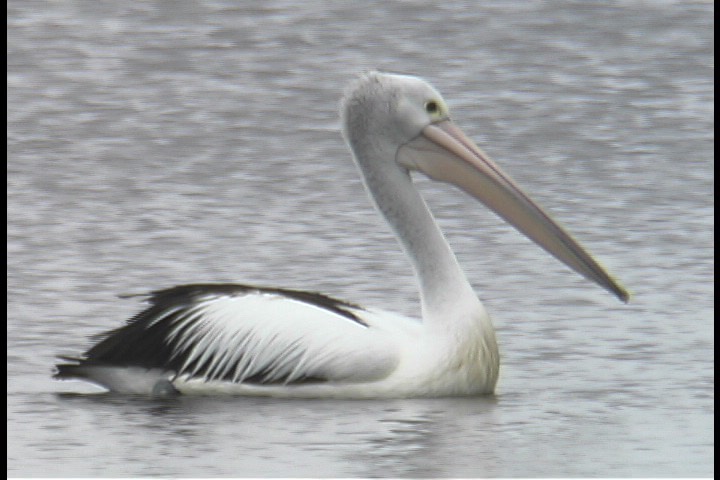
[55,72,627,397]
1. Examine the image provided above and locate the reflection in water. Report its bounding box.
[355,398,499,478]
[365,411,444,477]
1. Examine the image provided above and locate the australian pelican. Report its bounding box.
[54,72,628,397]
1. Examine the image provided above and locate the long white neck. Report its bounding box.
[353,144,480,325]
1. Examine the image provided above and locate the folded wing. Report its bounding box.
[55,284,402,391]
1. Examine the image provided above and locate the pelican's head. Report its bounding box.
[340,71,629,302]
[341,72,449,155]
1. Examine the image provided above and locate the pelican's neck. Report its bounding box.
[355,147,480,324]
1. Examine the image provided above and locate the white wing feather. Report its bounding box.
[168,293,401,383]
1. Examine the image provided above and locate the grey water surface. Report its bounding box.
[7,1,713,477]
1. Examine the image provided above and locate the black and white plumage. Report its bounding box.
[56,284,403,394]
[54,72,628,397]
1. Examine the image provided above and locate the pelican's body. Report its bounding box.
[55,72,627,397]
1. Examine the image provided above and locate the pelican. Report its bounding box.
[54,72,628,397]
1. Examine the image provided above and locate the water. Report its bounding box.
[7,0,713,477]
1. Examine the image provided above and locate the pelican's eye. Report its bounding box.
[425,100,440,114]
